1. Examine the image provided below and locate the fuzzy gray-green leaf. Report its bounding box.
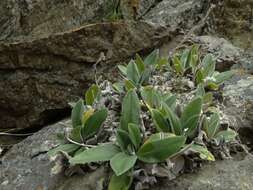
[69,143,120,164]
[126,60,140,85]
[71,99,85,128]
[120,90,140,131]
[85,84,101,106]
[137,133,186,163]
[128,123,142,150]
[181,97,202,137]
[82,108,108,139]
[109,173,133,190]
[110,152,137,176]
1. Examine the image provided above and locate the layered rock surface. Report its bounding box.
[0,21,173,130]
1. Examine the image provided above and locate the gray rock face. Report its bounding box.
[206,0,253,50]
[0,120,67,190]
[144,0,206,29]
[155,155,253,190]
[0,21,174,130]
[0,0,114,41]
[223,75,253,151]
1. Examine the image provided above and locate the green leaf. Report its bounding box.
[203,92,213,105]
[116,129,132,151]
[70,125,83,143]
[137,133,186,163]
[202,54,215,77]
[108,173,133,190]
[206,82,219,90]
[124,80,136,91]
[151,109,170,132]
[141,86,161,109]
[135,54,145,73]
[196,84,205,97]
[180,97,202,137]
[180,49,191,69]
[214,70,234,84]
[113,82,124,93]
[118,65,127,76]
[120,90,140,131]
[48,144,80,157]
[82,108,107,139]
[161,102,182,135]
[110,152,137,176]
[173,55,184,74]
[163,94,177,110]
[195,69,205,84]
[157,58,168,69]
[190,144,215,161]
[214,129,237,143]
[71,99,85,128]
[190,45,199,70]
[144,49,159,65]
[128,123,142,150]
[204,113,220,139]
[85,84,101,106]
[139,67,152,85]
[69,143,120,164]
[126,60,140,85]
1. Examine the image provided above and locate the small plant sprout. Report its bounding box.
[117,49,167,91]
[48,84,107,157]
[203,112,237,144]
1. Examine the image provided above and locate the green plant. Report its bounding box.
[171,45,234,90]
[194,54,234,90]
[172,45,199,75]
[106,0,122,21]
[150,97,202,138]
[48,47,238,190]
[140,86,176,110]
[203,112,237,143]
[68,90,186,189]
[115,50,167,91]
[48,84,107,156]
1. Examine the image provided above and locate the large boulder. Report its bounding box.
[223,75,253,151]
[0,0,117,41]
[0,21,174,131]
[143,0,206,29]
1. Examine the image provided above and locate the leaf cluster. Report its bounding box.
[48,47,237,190]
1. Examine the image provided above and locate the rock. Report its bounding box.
[223,75,253,151]
[206,0,253,50]
[193,35,253,73]
[143,0,206,29]
[154,155,253,190]
[0,120,68,190]
[193,35,241,71]
[1,118,253,190]
[0,0,117,41]
[0,21,174,130]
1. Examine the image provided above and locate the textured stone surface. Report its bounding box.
[207,0,253,50]
[0,21,174,130]
[223,75,253,151]
[154,155,253,190]
[0,120,68,190]
[0,0,114,41]
[144,0,206,29]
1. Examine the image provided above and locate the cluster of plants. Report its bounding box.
[48,46,237,189]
